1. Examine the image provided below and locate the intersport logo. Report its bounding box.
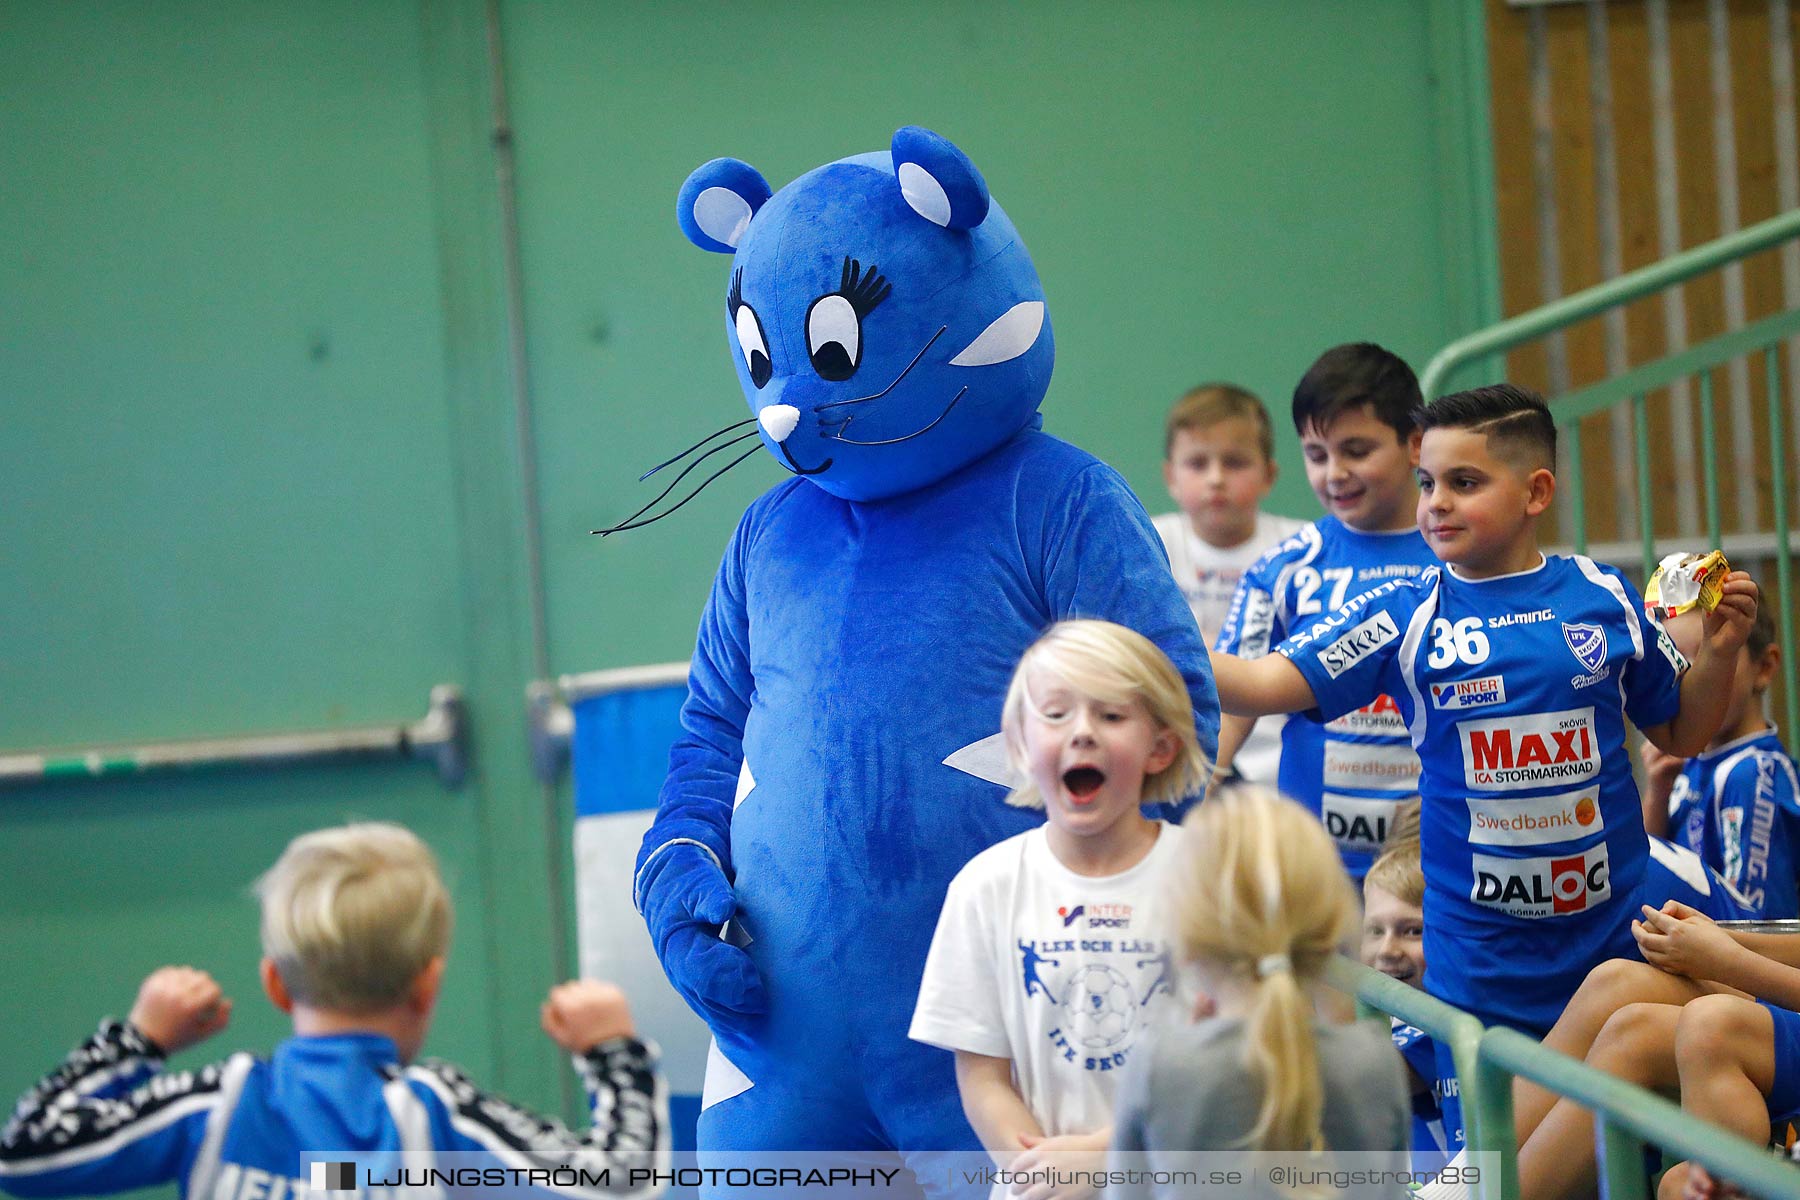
[1471,845,1610,918]
[1460,708,1599,791]
[1431,675,1506,711]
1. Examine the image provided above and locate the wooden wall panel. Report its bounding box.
[1607,3,1683,537]
[1485,0,1799,553]
[1490,0,1550,395]
[1731,0,1783,530]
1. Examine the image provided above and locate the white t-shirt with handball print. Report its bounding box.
[908,823,1190,1142]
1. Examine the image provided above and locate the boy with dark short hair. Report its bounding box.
[1212,382,1759,1040]
[1214,343,1435,877]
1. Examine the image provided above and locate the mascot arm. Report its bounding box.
[1040,462,1222,765]
[637,517,755,893]
[633,519,768,1027]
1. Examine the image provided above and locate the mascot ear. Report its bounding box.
[677,158,773,253]
[891,126,990,230]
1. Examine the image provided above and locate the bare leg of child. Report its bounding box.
[1656,995,1778,1200]
[1515,959,1705,1145]
[1517,1002,1685,1200]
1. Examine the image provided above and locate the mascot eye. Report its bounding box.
[803,258,891,382]
[733,302,773,389]
[806,294,862,381]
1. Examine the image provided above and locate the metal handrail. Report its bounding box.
[1548,308,1800,426]
[526,662,688,783]
[1419,207,1800,399]
[1420,205,1800,744]
[1330,955,1800,1200]
[0,685,465,788]
[1327,957,1515,1200]
[1483,1025,1800,1200]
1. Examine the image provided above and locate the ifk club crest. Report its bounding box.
[1562,622,1606,676]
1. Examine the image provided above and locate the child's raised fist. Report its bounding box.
[540,980,635,1053]
[128,966,232,1054]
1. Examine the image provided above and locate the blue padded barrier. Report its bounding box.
[569,678,709,1152]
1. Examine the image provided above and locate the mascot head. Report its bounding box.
[673,126,1054,504]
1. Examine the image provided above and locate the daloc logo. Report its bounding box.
[1562,622,1606,676]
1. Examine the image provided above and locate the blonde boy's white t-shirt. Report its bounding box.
[1153,509,1306,784]
[909,822,1189,1141]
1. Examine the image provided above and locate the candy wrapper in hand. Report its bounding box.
[1644,550,1729,619]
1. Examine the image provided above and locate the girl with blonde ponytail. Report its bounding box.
[1111,787,1410,1182]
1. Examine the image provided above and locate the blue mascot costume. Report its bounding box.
[630,127,1219,1186]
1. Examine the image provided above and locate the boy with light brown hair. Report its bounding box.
[0,822,667,1200]
[1154,383,1305,788]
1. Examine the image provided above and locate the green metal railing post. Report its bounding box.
[1633,394,1656,578]
[1595,1113,1650,1200]
[1567,420,1589,557]
[1420,209,1800,399]
[1482,1026,1800,1200]
[1332,957,1800,1200]
[1769,346,1799,739]
[1701,370,1722,549]
[1326,957,1518,1200]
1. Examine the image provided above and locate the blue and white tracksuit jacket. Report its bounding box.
[0,1022,667,1200]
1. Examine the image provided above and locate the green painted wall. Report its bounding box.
[0,0,547,1153]
[0,0,1496,1172]
[506,0,1498,673]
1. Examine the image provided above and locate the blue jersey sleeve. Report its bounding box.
[1275,580,1420,723]
[408,1039,668,1199]
[1614,571,1685,732]
[0,1022,214,1198]
[1642,835,1757,921]
[1715,752,1800,918]
[1215,532,1308,659]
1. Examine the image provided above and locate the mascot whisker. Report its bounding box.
[595,421,763,535]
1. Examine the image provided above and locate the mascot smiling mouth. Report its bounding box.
[765,325,970,476]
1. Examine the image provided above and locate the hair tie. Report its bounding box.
[1256,953,1292,979]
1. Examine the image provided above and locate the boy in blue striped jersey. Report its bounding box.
[1212,383,1758,1040]
[1214,343,1437,879]
[1645,599,1800,919]
[0,823,668,1200]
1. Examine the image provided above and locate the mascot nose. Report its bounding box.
[757,404,801,444]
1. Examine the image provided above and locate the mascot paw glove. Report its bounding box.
[639,843,768,1029]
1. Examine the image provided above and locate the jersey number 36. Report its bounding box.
[1427,617,1491,668]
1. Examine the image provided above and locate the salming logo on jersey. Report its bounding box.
[1460,708,1599,790]
[1466,787,1602,847]
[1471,846,1610,918]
